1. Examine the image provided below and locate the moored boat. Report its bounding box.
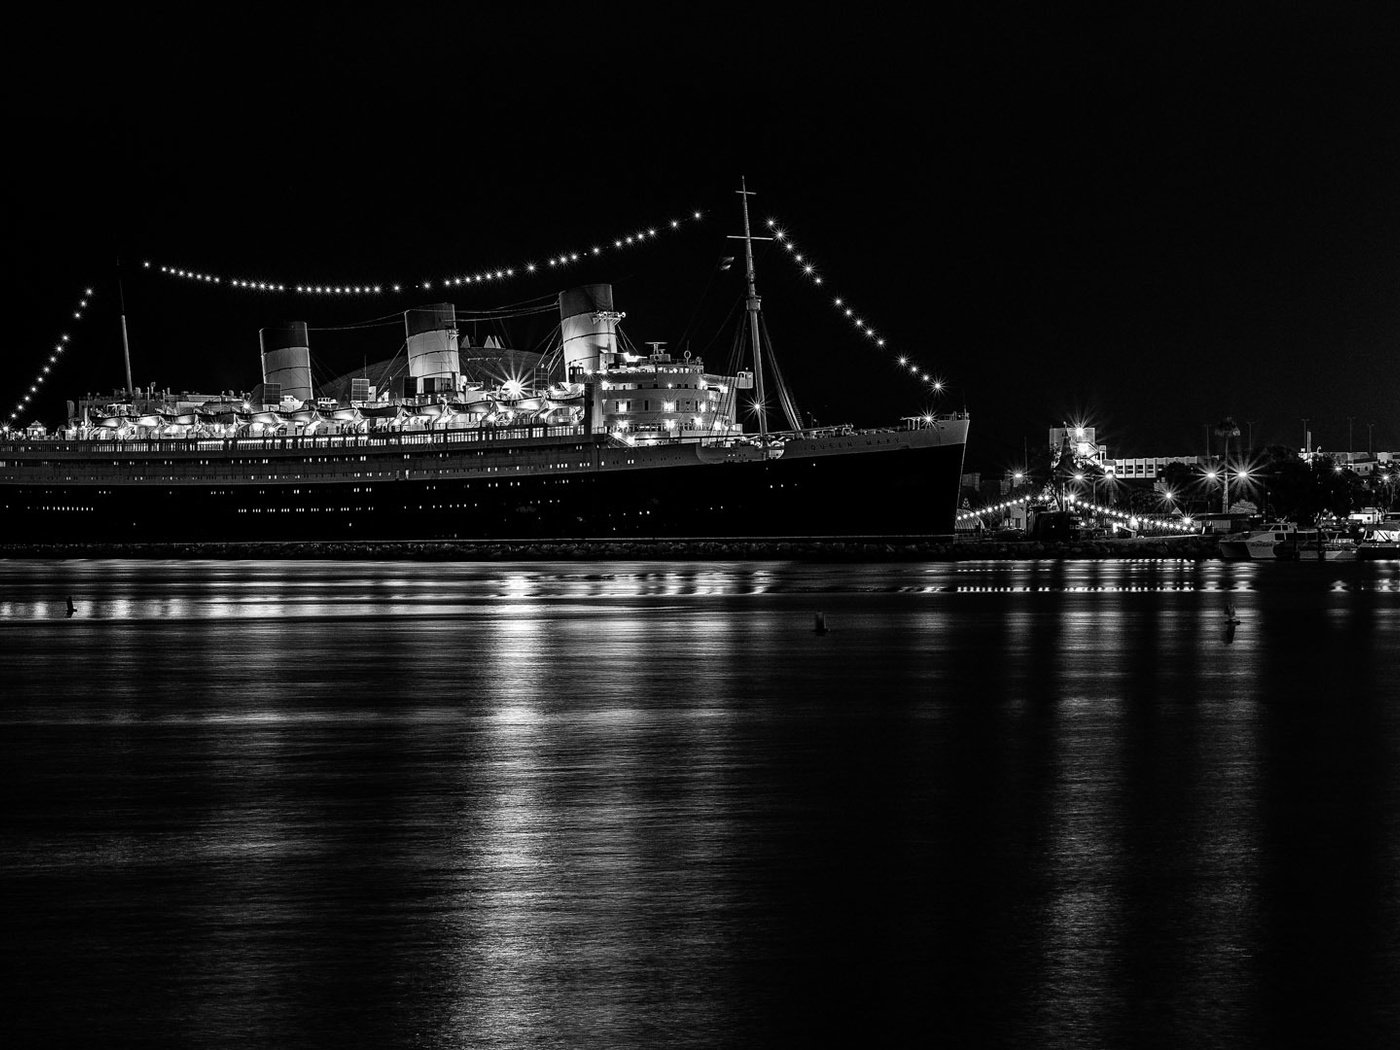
[1,185,969,545]
[1356,519,1400,561]
[1218,522,1301,561]
[1293,529,1359,562]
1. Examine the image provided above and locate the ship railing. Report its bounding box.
[900,413,968,430]
[1,422,589,457]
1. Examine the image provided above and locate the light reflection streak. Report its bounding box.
[449,674,552,1039]
[1033,691,1127,1035]
[4,560,1399,622]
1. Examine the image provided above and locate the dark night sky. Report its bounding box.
[5,6,1398,471]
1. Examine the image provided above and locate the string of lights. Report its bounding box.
[763,217,946,396]
[1062,494,1199,533]
[957,495,1034,522]
[8,286,93,427]
[956,493,1198,533]
[144,210,708,298]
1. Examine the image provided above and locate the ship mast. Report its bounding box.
[730,178,775,446]
[117,256,135,399]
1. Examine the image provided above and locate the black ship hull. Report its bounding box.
[1,423,968,544]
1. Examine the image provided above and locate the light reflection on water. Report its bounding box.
[2,558,1397,623]
[1,558,1398,1048]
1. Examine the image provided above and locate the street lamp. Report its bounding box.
[1233,466,1252,514]
[1206,464,1251,514]
[1010,469,1026,500]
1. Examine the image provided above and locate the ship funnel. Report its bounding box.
[560,284,622,376]
[405,303,460,395]
[259,322,313,404]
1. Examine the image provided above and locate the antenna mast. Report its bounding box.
[729,177,775,447]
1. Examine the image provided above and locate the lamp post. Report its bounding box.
[1205,465,1249,516]
[1205,468,1228,515]
[1006,470,1026,528]
[1235,466,1251,514]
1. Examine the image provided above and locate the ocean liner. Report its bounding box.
[0,190,968,544]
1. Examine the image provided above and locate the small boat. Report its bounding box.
[1293,528,1359,562]
[1356,519,1400,561]
[1218,522,1301,561]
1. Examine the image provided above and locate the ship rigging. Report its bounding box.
[0,182,969,544]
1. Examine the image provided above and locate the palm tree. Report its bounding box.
[1214,417,1241,458]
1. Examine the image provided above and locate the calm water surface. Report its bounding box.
[3,559,1399,1048]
